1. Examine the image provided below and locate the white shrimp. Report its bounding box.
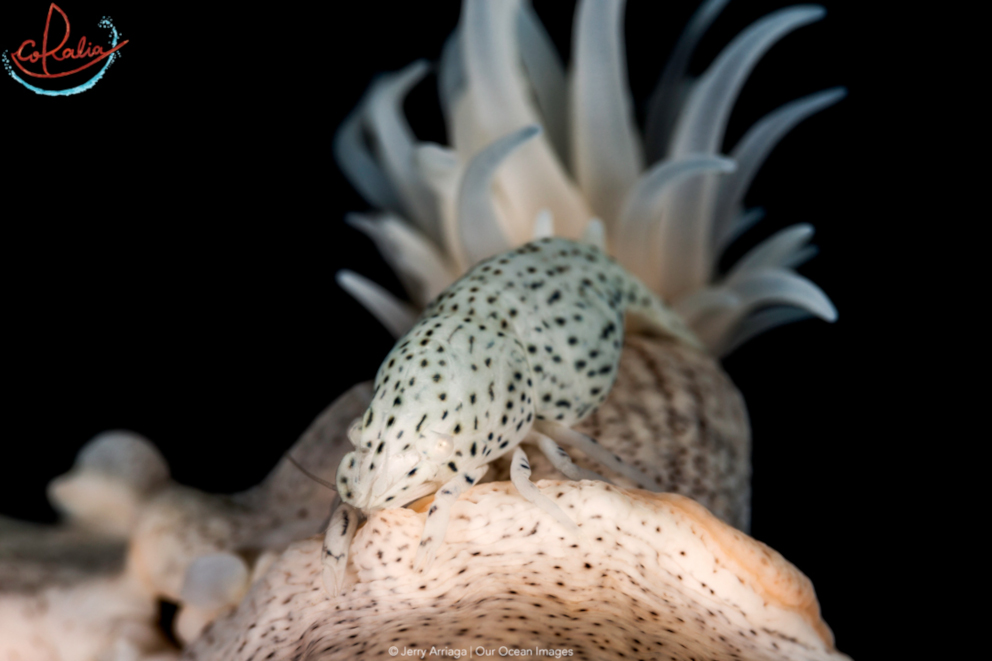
[322,237,700,596]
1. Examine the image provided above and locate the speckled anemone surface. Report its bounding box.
[187,481,846,661]
[335,0,843,355]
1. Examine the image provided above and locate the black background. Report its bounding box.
[2,1,917,659]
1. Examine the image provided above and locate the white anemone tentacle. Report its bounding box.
[346,213,457,307]
[616,155,736,288]
[532,209,554,240]
[365,61,440,247]
[722,306,816,355]
[694,267,837,353]
[711,87,847,247]
[456,125,542,265]
[336,271,419,339]
[581,218,607,252]
[714,207,766,260]
[725,224,817,281]
[333,101,404,215]
[516,0,569,166]
[571,0,644,228]
[333,2,843,356]
[656,6,828,301]
[644,0,732,162]
[413,144,467,274]
[462,0,591,239]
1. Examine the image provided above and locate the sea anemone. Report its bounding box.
[187,480,849,660]
[334,0,843,355]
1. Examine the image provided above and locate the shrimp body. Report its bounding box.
[323,237,699,595]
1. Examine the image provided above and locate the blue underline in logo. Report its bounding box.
[3,18,120,97]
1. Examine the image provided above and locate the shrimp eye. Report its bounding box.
[347,417,363,448]
[420,431,454,462]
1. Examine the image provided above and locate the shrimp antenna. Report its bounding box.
[285,454,338,492]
